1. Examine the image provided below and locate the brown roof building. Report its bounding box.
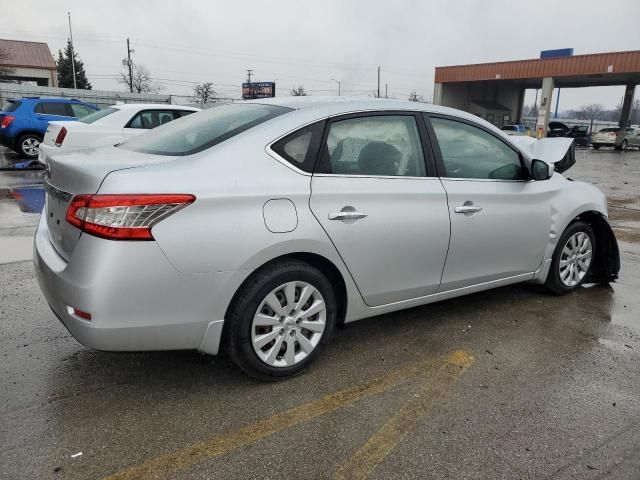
[0,38,58,87]
[433,50,640,131]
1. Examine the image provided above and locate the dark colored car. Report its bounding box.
[548,123,590,147]
[0,97,98,159]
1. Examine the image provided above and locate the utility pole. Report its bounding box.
[385,83,388,98]
[377,66,381,98]
[67,12,77,89]
[246,69,253,84]
[331,78,341,96]
[126,38,134,93]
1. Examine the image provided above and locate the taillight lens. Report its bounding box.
[55,127,67,146]
[0,115,15,129]
[66,194,195,240]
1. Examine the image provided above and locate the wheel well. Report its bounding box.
[571,211,620,282]
[224,252,348,329]
[17,130,43,140]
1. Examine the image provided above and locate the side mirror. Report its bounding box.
[531,159,551,180]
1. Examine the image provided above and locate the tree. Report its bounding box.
[56,39,92,89]
[0,48,15,79]
[408,91,424,102]
[574,104,605,120]
[119,64,161,93]
[193,82,216,105]
[290,85,307,96]
[522,104,538,118]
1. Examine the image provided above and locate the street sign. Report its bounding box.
[242,82,276,99]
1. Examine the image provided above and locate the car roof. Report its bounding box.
[113,103,199,111]
[9,97,88,103]
[246,96,500,130]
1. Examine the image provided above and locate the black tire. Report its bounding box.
[592,144,600,150]
[545,221,596,295]
[224,260,337,381]
[17,133,42,159]
[621,140,628,151]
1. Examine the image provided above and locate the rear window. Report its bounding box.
[600,128,620,132]
[2,100,21,112]
[501,126,517,131]
[78,107,118,124]
[119,103,291,156]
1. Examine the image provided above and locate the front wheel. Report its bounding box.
[620,140,628,151]
[17,133,42,159]
[545,221,596,295]
[592,144,600,150]
[224,260,337,381]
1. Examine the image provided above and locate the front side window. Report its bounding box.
[35,102,70,116]
[271,121,325,173]
[70,103,95,118]
[430,117,524,181]
[316,115,426,177]
[120,103,291,156]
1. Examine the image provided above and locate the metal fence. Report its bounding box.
[522,116,619,133]
[0,82,172,109]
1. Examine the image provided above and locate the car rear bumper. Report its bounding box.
[33,214,233,354]
[38,143,55,164]
[591,138,616,146]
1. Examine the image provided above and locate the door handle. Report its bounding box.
[329,211,368,221]
[454,205,483,214]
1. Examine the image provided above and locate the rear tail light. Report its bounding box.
[55,126,67,146]
[66,194,195,240]
[0,115,15,129]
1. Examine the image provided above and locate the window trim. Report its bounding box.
[423,113,531,182]
[268,119,326,175]
[313,110,436,179]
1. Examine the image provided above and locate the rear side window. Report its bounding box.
[79,107,118,124]
[175,110,196,118]
[316,115,426,177]
[34,102,71,116]
[120,103,291,156]
[2,100,21,112]
[271,121,325,173]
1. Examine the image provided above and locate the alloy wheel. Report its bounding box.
[21,137,40,157]
[251,281,326,367]
[559,231,592,287]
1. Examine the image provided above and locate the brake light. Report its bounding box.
[0,115,15,129]
[66,194,195,240]
[55,126,67,146]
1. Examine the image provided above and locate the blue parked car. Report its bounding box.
[0,97,98,159]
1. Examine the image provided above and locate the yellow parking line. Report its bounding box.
[103,352,470,480]
[332,350,474,480]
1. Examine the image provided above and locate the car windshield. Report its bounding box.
[78,107,118,124]
[119,103,292,156]
[1,100,21,112]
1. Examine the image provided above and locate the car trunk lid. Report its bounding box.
[43,147,178,260]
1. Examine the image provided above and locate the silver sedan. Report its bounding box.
[34,98,620,380]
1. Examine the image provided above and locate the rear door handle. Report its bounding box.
[329,211,368,221]
[454,205,483,214]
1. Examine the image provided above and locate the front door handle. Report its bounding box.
[329,211,368,221]
[454,205,483,214]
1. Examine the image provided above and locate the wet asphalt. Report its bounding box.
[0,145,639,479]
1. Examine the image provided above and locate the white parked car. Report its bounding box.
[38,103,199,162]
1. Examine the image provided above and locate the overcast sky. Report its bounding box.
[4,0,639,110]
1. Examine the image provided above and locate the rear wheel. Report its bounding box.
[620,140,628,151]
[545,221,596,295]
[592,144,600,150]
[224,260,337,381]
[17,133,42,159]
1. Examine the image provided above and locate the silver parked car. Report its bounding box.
[35,98,620,380]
